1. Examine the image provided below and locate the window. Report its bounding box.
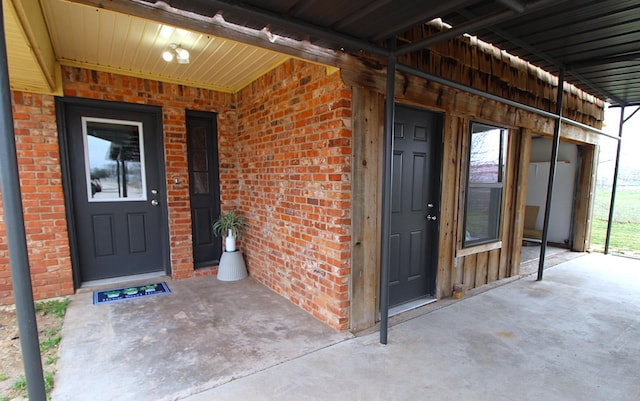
[463,122,508,247]
[82,117,147,202]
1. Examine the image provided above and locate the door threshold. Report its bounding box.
[389,296,437,317]
[81,271,166,288]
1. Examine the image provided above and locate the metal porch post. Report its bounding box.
[537,68,564,281]
[0,3,47,400]
[380,39,397,345]
[605,107,625,254]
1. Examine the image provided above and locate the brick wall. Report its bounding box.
[1,61,354,331]
[0,92,74,303]
[235,60,353,330]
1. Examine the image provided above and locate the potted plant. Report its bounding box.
[212,210,248,281]
[212,210,247,252]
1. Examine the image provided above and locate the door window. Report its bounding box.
[82,117,147,202]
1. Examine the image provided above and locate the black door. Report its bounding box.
[388,105,442,307]
[186,110,222,268]
[63,100,168,282]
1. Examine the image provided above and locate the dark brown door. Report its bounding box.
[388,104,442,306]
[186,110,222,268]
[63,100,168,282]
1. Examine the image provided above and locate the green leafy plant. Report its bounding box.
[40,334,62,353]
[10,376,26,392]
[46,356,60,366]
[35,298,70,319]
[212,210,247,239]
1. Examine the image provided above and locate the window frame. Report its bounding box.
[461,122,509,249]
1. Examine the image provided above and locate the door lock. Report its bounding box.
[426,214,437,221]
[151,199,159,206]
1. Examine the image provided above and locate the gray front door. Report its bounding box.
[388,104,442,307]
[62,100,168,282]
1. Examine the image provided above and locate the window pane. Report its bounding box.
[464,186,502,245]
[463,122,508,247]
[192,172,210,194]
[83,118,147,202]
[469,125,505,183]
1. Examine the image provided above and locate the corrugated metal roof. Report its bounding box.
[157,0,639,107]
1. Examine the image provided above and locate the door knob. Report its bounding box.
[426,214,437,221]
[151,199,159,206]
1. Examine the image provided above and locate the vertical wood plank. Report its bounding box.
[505,128,532,277]
[487,248,500,282]
[572,144,597,252]
[475,251,489,287]
[349,87,383,331]
[436,115,460,298]
[462,253,477,288]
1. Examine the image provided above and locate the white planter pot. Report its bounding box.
[217,250,248,281]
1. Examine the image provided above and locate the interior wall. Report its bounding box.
[526,138,579,245]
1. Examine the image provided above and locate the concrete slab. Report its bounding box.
[51,276,351,401]
[52,253,640,400]
[184,253,640,401]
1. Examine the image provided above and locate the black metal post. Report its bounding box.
[604,107,625,254]
[0,3,47,400]
[379,39,397,345]
[537,69,564,281]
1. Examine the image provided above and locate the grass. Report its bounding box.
[35,298,70,319]
[0,298,69,401]
[590,187,640,256]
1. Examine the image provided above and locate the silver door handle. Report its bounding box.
[426,215,437,221]
[151,199,159,206]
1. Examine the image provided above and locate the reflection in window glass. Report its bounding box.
[463,122,508,247]
[83,117,147,202]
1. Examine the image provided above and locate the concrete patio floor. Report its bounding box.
[52,253,640,401]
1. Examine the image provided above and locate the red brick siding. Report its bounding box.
[235,60,352,330]
[0,92,74,303]
[1,62,354,331]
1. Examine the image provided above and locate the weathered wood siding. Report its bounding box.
[345,53,602,329]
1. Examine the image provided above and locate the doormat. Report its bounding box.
[93,282,171,305]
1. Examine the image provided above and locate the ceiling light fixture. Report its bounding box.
[162,43,190,64]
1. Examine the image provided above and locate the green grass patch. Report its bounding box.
[10,376,26,392]
[40,334,62,354]
[591,187,640,256]
[0,297,70,401]
[35,298,70,319]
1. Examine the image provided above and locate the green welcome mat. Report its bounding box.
[93,282,170,305]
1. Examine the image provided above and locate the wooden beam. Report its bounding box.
[572,144,597,252]
[350,87,384,331]
[506,128,532,277]
[435,115,461,298]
